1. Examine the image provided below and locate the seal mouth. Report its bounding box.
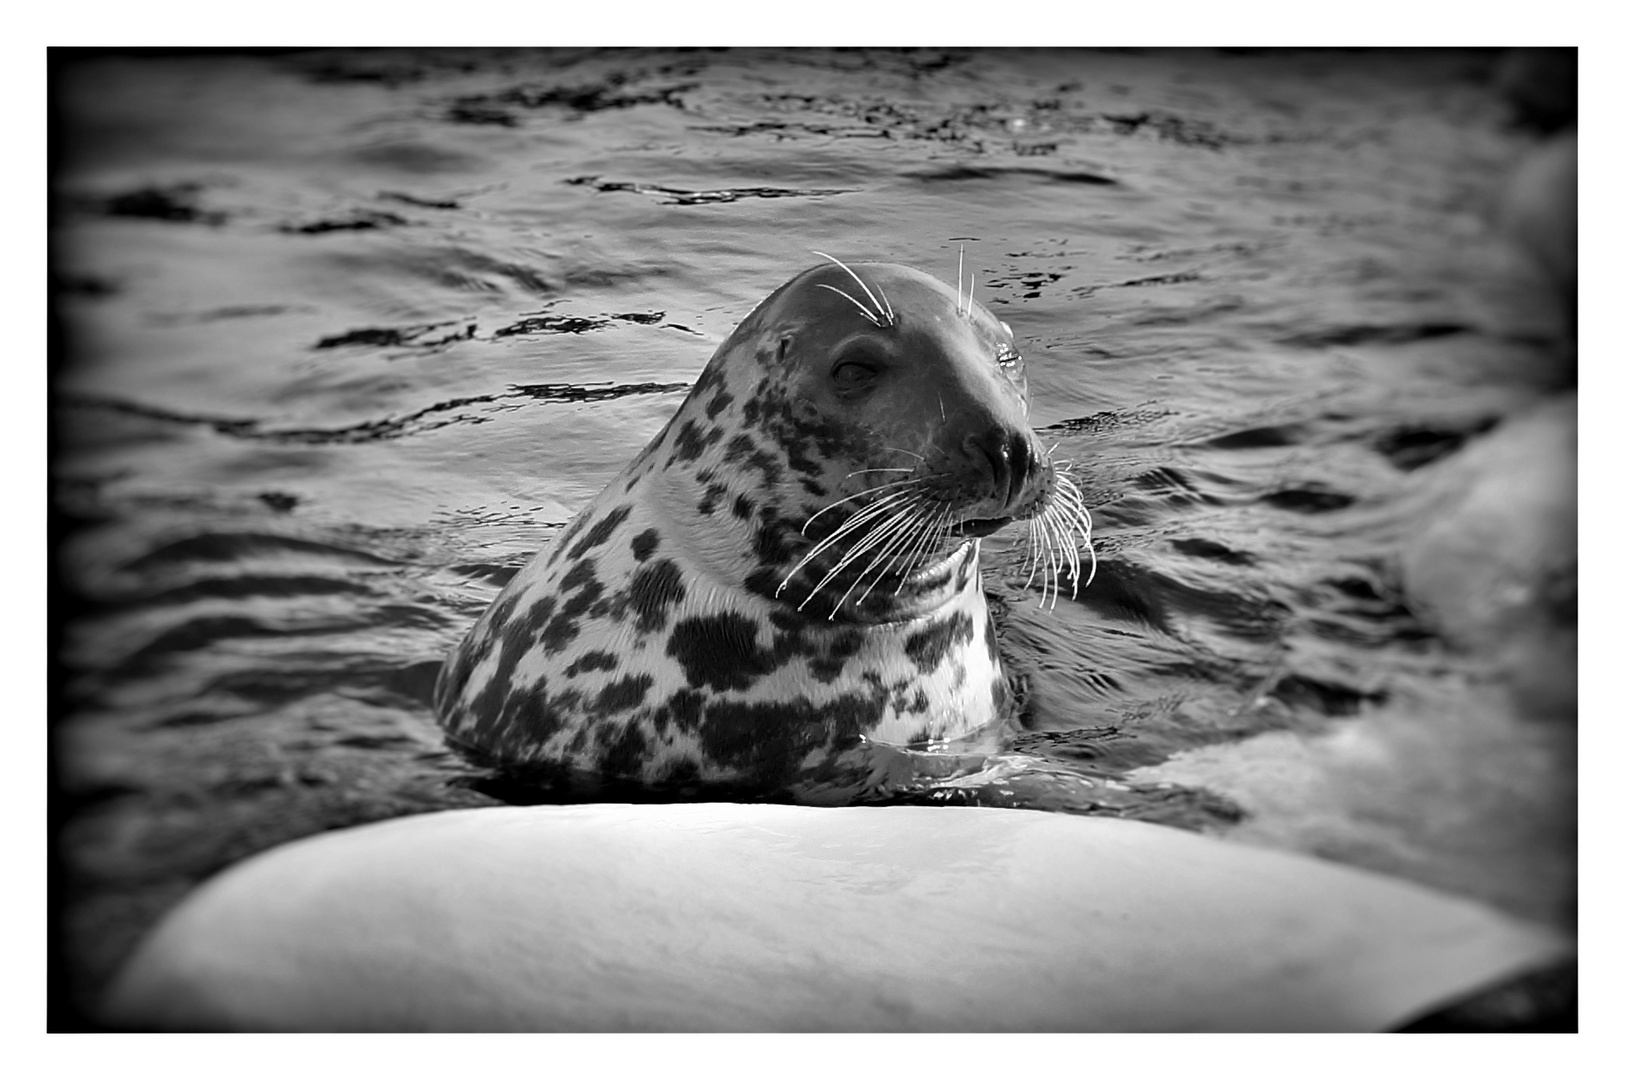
[952,515,1014,538]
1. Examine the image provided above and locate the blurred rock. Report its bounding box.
[1496,47,1577,133]
[1401,394,1576,718]
[1499,126,1577,329]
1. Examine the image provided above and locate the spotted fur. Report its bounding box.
[435,261,1063,789]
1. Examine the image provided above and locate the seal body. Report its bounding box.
[435,260,1069,789]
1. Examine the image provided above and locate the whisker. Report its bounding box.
[811,251,892,327]
[802,507,923,615]
[800,479,922,535]
[842,504,932,610]
[1021,520,1042,593]
[873,280,895,324]
[864,504,943,601]
[892,503,953,592]
[780,492,923,594]
[957,244,965,314]
[814,283,881,325]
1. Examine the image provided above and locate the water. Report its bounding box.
[51,48,1576,1013]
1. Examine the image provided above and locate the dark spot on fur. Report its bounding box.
[698,483,730,516]
[541,576,606,654]
[731,492,754,520]
[745,449,783,487]
[697,692,880,788]
[667,613,782,691]
[446,594,569,755]
[568,504,632,559]
[768,607,808,634]
[548,514,591,567]
[662,757,701,785]
[559,558,597,593]
[705,389,735,420]
[725,434,756,462]
[672,419,723,463]
[631,528,660,562]
[807,629,863,683]
[799,477,827,498]
[904,610,975,671]
[984,609,999,665]
[564,650,619,677]
[595,674,654,715]
[664,689,705,733]
[628,558,686,633]
[596,721,649,778]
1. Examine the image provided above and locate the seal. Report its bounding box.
[433,255,1094,790]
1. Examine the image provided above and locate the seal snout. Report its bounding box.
[962,427,1042,514]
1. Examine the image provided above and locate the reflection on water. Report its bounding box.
[51,48,1575,1012]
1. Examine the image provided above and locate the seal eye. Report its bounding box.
[829,343,884,394]
[832,360,879,389]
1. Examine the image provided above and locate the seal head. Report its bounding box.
[434,260,1091,790]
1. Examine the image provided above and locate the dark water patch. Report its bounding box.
[1281,322,1471,348]
[379,190,462,210]
[148,305,311,325]
[98,183,226,225]
[52,273,119,298]
[988,270,1066,298]
[509,381,690,403]
[120,615,361,670]
[1068,558,1290,645]
[257,492,298,512]
[104,573,373,609]
[1260,485,1356,513]
[279,210,409,235]
[318,246,553,295]
[903,165,1118,186]
[1009,725,1127,763]
[347,141,491,175]
[63,386,678,447]
[1372,418,1499,470]
[316,320,476,349]
[1263,673,1386,717]
[564,176,853,205]
[1131,465,1207,500]
[494,314,607,336]
[292,50,486,87]
[121,533,400,573]
[692,120,892,141]
[1170,537,1257,566]
[445,76,698,125]
[1203,423,1309,450]
[1118,272,1201,288]
[382,659,445,709]
[611,311,664,325]
[448,562,521,587]
[1098,111,1234,149]
[1040,408,1171,436]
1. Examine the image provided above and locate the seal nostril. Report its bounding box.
[965,430,1021,509]
[1009,436,1034,494]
